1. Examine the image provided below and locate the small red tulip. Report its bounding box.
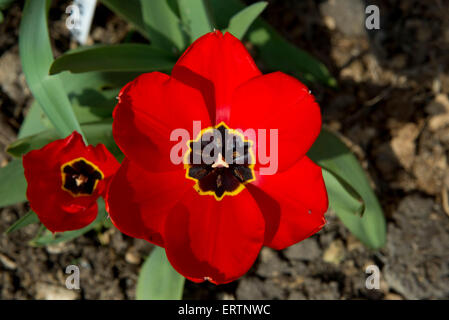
[108,31,328,284]
[23,131,119,233]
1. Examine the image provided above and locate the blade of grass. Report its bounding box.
[8,120,122,161]
[227,1,267,40]
[308,129,386,248]
[0,160,27,207]
[5,210,39,234]
[137,247,185,300]
[141,0,187,53]
[19,0,83,138]
[50,44,176,74]
[177,0,214,42]
[210,0,336,87]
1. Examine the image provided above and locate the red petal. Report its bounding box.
[36,202,98,233]
[248,156,328,250]
[23,131,119,232]
[229,72,322,173]
[113,72,211,172]
[39,130,86,168]
[164,187,265,284]
[107,158,190,246]
[83,144,120,197]
[172,31,261,124]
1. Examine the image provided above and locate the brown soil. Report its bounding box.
[1,0,448,299]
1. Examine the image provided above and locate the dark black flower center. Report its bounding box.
[185,123,255,201]
[61,158,103,197]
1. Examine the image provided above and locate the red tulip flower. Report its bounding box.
[23,131,119,233]
[108,31,328,284]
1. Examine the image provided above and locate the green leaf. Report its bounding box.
[177,0,214,42]
[5,210,39,234]
[0,160,27,208]
[209,0,336,87]
[60,71,141,123]
[99,0,149,38]
[50,44,177,75]
[308,129,386,249]
[70,88,118,123]
[19,0,83,138]
[60,71,140,93]
[30,199,108,246]
[99,0,187,52]
[141,0,187,53]
[8,120,122,161]
[322,167,365,215]
[137,247,185,300]
[248,28,336,86]
[227,1,267,40]
[19,72,137,138]
[18,101,51,139]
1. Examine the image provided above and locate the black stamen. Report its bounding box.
[187,124,254,200]
[62,159,103,196]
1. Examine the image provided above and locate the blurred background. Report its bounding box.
[0,0,448,299]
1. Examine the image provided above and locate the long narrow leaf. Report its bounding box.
[141,0,187,53]
[60,71,140,93]
[19,70,138,139]
[8,120,122,161]
[50,44,176,74]
[19,0,83,138]
[177,0,214,42]
[227,1,267,40]
[321,169,378,246]
[18,101,51,139]
[70,89,118,123]
[5,210,39,234]
[137,247,185,300]
[61,71,141,123]
[308,129,386,248]
[210,0,336,87]
[323,169,364,217]
[0,160,27,208]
